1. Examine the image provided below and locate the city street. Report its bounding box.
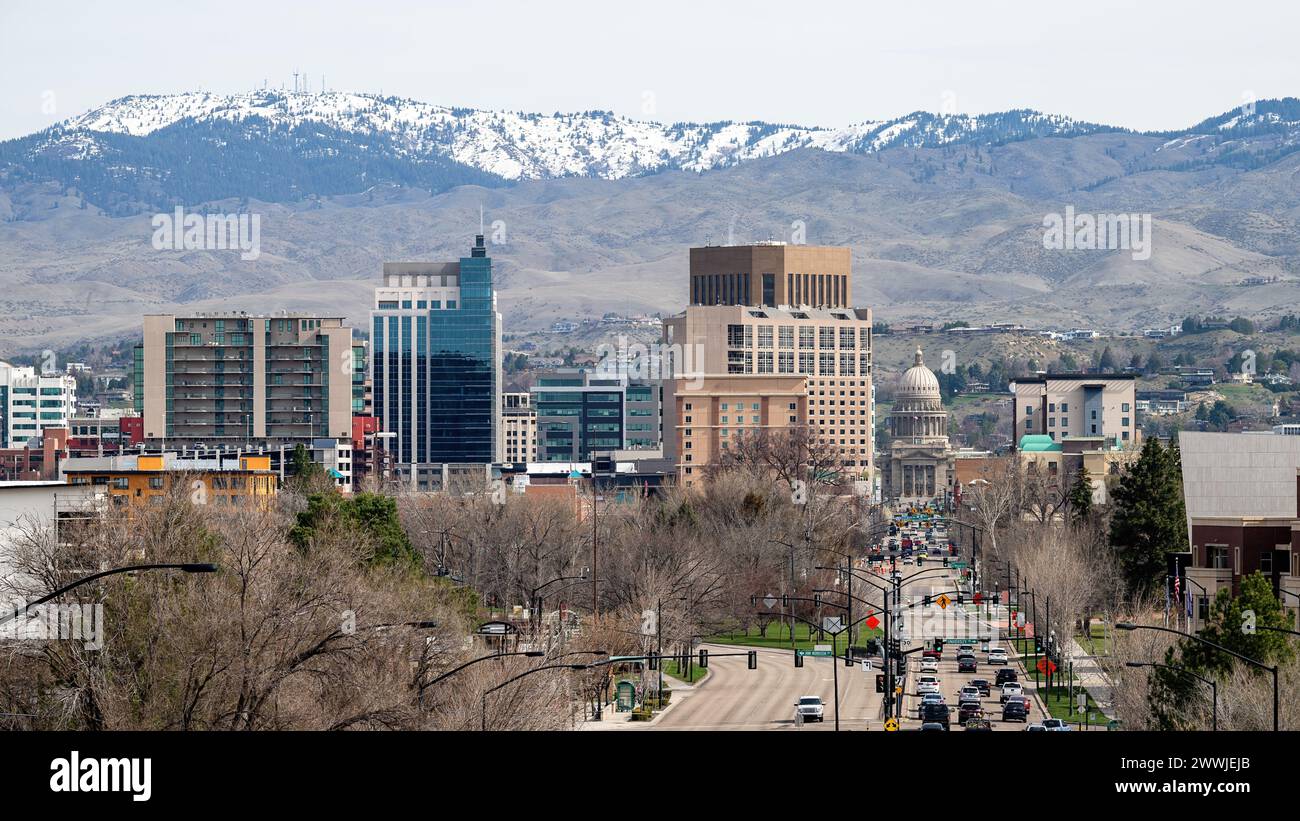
[630,553,1050,731]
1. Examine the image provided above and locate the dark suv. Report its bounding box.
[968,678,992,696]
[958,702,983,725]
[1001,697,1028,722]
[958,656,977,673]
[920,703,951,730]
[995,668,1019,686]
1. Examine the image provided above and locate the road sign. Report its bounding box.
[861,660,873,672]
[798,648,832,657]
[935,594,952,610]
[1037,657,1057,675]
[1078,693,1088,712]
[865,615,880,631]
[884,717,899,732]
[1107,719,1122,731]
[1015,611,1027,628]
[949,562,968,569]
[763,594,777,610]
[823,616,844,633]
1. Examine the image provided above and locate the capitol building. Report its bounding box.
[882,348,955,504]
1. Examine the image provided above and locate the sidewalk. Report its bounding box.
[1062,636,1117,720]
[578,674,704,730]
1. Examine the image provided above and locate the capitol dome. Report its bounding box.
[898,348,941,398]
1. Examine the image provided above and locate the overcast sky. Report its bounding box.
[2,0,1296,140]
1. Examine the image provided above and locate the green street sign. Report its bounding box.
[949,562,968,569]
[1107,719,1122,731]
[797,649,833,657]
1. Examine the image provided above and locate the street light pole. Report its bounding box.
[1117,622,1279,731]
[0,562,218,628]
[1125,661,1217,731]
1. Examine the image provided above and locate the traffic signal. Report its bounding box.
[923,594,932,606]
[698,648,709,669]
[942,557,949,567]
[794,651,804,668]
[844,651,854,667]
[875,673,886,693]
[934,638,944,651]
[647,651,659,671]
[957,592,965,604]
[747,650,757,670]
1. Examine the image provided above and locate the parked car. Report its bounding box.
[995,668,1019,686]
[988,648,1009,665]
[795,696,824,723]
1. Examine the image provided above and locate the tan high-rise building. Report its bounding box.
[689,243,852,309]
[136,313,353,446]
[502,391,537,463]
[663,303,873,487]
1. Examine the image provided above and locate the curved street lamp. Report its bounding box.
[1116,622,1279,731]
[0,562,219,628]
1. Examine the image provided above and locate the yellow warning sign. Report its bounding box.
[936,594,952,610]
[884,718,899,732]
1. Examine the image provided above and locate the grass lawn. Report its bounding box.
[1076,622,1110,656]
[705,622,882,654]
[1037,684,1109,726]
[661,659,708,684]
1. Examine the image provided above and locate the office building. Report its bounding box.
[0,361,77,448]
[1178,431,1300,630]
[371,235,502,485]
[531,370,661,462]
[689,243,852,308]
[662,301,873,486]
[502,392,538,464]
[135,313,353,447]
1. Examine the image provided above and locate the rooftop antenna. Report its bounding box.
[292,70,299,93]
[479,204,484,236]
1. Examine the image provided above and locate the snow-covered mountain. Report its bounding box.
[30,90,1113,180]
[3,91,1300,219]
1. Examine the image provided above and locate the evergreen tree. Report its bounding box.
[1067,466,1094,522]
[1109,439,1188,594]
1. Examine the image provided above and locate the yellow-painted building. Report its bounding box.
[64,453,277,507]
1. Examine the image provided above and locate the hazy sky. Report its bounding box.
[2,0,1296,140]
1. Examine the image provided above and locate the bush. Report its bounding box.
[629,707,653,721]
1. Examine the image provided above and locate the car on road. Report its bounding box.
[968,678,992,696]
[995,668,1019,686]
[1025,723,1046,731]
[919,657,939,673]
[1042,718,1074,732]
[999,682,1024,703]
[1001,698,1029,722]
[958,644,973,655]
[958,702,984,725]
[795,696,825,723]
[957,656,977,673]
[988,648,1008,665]
[920,722,947,732]
[958,686,981,702]
[917,678,941,696]
[964,718,993,731]
[920,703,950,729]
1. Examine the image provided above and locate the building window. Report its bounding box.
[1209,545,1230,569]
